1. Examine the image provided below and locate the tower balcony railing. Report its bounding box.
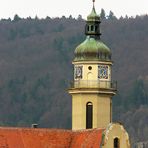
[70,80,117,90]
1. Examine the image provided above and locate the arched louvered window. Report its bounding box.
[114,137,120,148]
[95,26,98,32]
[87,25,89,31]
[86,102,93,129]
[91,25,94,31]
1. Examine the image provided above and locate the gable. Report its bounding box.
[101,123,130,148]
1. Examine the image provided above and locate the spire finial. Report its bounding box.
[92,0,95,7]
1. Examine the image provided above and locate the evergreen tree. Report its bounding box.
[77,15,83,20]
[128,79,148,108]
[108,11,117,20]
[100,9,106,20]
[13,14,21,22]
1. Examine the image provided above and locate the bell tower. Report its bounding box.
[68,0,117,130]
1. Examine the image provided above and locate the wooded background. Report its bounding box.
[0,11,148,146]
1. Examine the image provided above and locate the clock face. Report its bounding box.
[75,66,83,79]
[98,65,108,79]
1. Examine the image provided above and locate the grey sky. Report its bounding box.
[0,0,147,19]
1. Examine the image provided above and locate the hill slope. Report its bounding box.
[0,16,148,145]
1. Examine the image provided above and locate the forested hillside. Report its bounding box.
[0,14,148,146]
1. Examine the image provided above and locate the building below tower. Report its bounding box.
[0,123,130,148]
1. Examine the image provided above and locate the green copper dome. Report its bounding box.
[74,2,112,62]
[74,36,111,61]
[87,6,100,22]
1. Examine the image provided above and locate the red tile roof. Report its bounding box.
[0,127,104,148]
[71,129,104,147]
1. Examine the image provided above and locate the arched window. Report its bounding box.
[95,26,98,32]
[87,25,89,31]
[91,25,94,31]
[114,137,120,148]
[86,102,93,129]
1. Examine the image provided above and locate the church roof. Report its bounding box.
[74,36,111,61]
[87,6,100,22]
[74,1,112,62]
[0,127,104,148]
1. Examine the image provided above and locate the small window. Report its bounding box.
[95,26,98,31]
[87,25,89,31]
[88,66,92,70]
[86,102,93,129]
[114,137,120,148]
[91,25,94,31]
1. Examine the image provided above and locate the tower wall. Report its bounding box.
[72,93,112,130]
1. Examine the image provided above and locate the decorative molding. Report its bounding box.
[72,61,113,65]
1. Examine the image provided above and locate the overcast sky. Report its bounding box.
[0,0,147,19]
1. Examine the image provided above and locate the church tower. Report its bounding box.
[68,0,117,130]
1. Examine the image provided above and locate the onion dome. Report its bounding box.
[74,36,111,61]
[74,1,111,62]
